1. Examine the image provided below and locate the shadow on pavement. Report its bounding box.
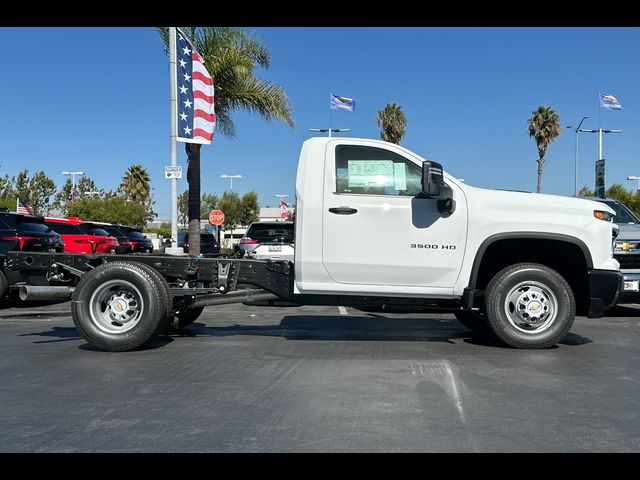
[171,315,507,347]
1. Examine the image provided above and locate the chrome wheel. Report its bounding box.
[88,279,144,334]
[504,281,557,334]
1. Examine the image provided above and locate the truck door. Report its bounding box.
[321,141,467,288]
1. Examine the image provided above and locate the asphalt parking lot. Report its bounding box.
[1,299,639,452]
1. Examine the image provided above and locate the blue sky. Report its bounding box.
[0,27,638,218]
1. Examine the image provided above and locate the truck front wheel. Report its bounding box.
[485,263,575,349]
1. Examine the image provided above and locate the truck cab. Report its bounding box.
[293,137,621,347]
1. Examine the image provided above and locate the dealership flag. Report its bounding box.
[330,94,355,111]
[16,198,33,215]
[280,200,288,219]
[175,28,216,144]
[599,92,623,110]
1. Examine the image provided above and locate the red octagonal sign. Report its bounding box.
[209,209,225,226]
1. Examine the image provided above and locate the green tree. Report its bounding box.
[578,185,595,197]
[218,190,243,232]
[376,102,407,144]
[528,105,561,193]
[200,192,219,220]
[120,164,151,203]
[159,27,294,255]
[0,175,15,211]
[240,191,260,226]
[53,175,101,215]
[178,189,189,227]
[67,193,152,228]
[13,170,56,216]
[77,176,100,197]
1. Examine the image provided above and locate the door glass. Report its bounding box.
[335,145,422,196]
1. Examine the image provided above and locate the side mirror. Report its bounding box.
[421,161,455,215]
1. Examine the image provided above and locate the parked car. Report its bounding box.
[236,221,294,261]
[0,212,64,254]
[177,231,221,256]
[44,217,119,254]
[99,224,154,254]
[583,196,640,302]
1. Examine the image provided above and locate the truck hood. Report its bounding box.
[459,183,615,221]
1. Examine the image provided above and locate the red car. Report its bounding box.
[44,217,119,254]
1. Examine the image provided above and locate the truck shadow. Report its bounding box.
[174,315,591,348]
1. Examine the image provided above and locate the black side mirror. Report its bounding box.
[421,161,455,215]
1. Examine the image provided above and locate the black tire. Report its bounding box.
[485,262,575,349]
[454,310,490,334]
[0,270,8,301]
[71,261,170,352]
[125,261,173,336]
[176,306,205,328]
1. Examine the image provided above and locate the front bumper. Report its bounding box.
[587,268,623,318]
[617,270,640,303]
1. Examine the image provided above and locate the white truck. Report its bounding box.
[1,137,622,351]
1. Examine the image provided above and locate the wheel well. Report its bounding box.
[472,238,590,315]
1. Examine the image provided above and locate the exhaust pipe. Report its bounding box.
[190,289,281,308]
[18,286,74,301]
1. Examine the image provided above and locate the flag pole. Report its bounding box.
[168,27,180,253]
[329,93,333,138]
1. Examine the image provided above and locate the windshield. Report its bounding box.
[603,200,640,224]
[128,231,146,240]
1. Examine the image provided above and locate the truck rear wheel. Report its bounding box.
[485,263,575,349]
[71,262,169,352]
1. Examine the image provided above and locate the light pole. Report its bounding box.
[220,174,242,191]
[566,115,589,196]
[62,171,84,201]
[627,176,640,192]
[578,128,622,161]
[309,128,351,137]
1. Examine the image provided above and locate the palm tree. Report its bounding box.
[528,105,561,193]
[376,103,407,144]
[159,27,294,255]
[120,164,151,203]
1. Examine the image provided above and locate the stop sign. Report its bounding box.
[209,209,225,226]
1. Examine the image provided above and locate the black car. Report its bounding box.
[177,231,220,256]
[0,212,64,255]
[101,225,154,254]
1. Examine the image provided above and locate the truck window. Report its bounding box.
[335,145,422,196]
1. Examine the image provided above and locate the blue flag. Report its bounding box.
[599,92,623,110]
[331,94,355,111]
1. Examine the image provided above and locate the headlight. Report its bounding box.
[594,210,614,221]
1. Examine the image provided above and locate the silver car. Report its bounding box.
[236,221,294,261]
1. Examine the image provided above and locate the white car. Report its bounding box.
[237,221,294,261]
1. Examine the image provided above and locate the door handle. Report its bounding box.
[329,207,358,215]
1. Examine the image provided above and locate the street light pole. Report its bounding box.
[566,115,589,196]
[62,171,84,201]
[627,176,640,192]
[577,127,621,193]
[220,174,242,191]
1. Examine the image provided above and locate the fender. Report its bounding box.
[466,231,594,291]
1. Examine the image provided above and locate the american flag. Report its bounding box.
[175,28,215,144]
[17,198,33,215]
[279,200,288,219]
